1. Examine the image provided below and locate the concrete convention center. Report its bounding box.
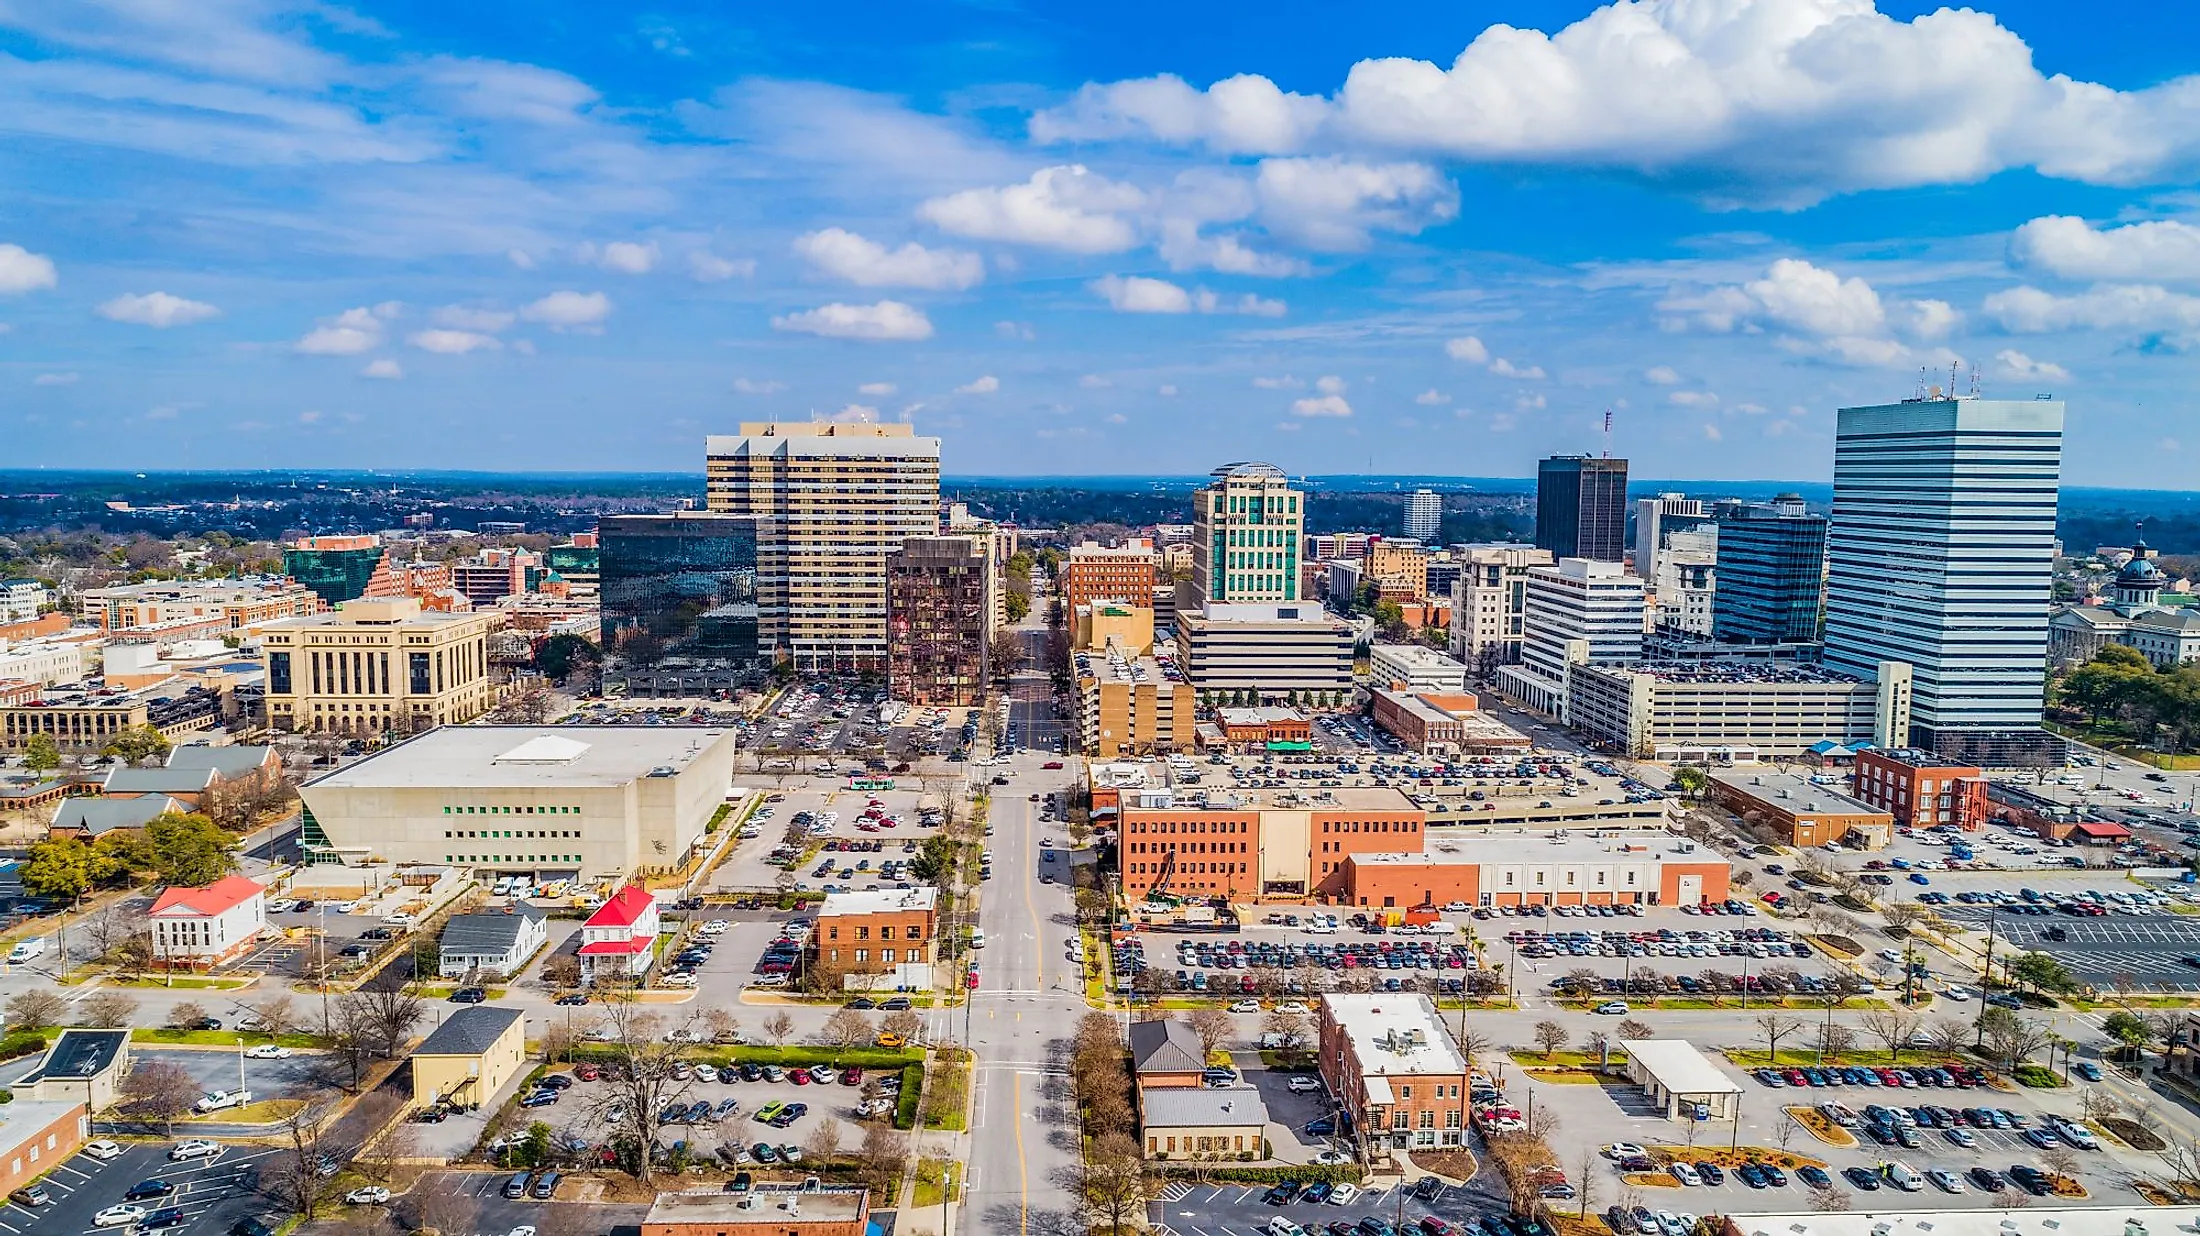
[298,725,737,885]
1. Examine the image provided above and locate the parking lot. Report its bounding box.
[397,1169,650,1235]
[1121,925,1483,999]
[711,782,945,901]
[1,1140,287,1236]
[1149,1164,1507,1236]
[1501,1042,2152,1218]
[512,1056,897,1171]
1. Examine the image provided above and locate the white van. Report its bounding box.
[969,929,987,949]
[6,937,45,963]
[1882,1161,1924,1192]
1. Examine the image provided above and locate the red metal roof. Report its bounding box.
[149,874,265,918]
[582,884,656,929]
[2074,821,2132,839]
[577,937,654,955]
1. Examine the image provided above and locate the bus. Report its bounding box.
[850,777,895,791]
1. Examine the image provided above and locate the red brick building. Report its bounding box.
[1852,749,1988,830]
[1120,786,1425,901]
[1063,540,1157,615]
[1317,993,1469,1160]
[0,1100,88,1197]
[1336,832,1730,909]
[814,887,938,982]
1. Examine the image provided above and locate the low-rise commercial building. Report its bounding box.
[1618,1039,1742,1120]
[1141,1087,1270,1161]
[1565,660,1911,760]
[438,904,549,978]
[0,1100,88,1199]
[1369,689,1531,755]
[84,578,320,638]
[1336,830,1728,910]
[1129,1019,1207,1091]
[1709,768,1894,849]
[0,579,50,623]
[149,874,267,970]
[7,1030,130,1109]
[643,1186,873,1236]
[411,1005,526,1108]
[1369,643,1469,694]
[1213,706,1311,748]
[1074,646,1195,757]
[1317,993,1468,1157]
[298,726,737,881]
[1174,603,1353,705]
[1074,601,1155,655]
[0,631,104,690]
[1121,784,1425,902]
[1851,748,1988,830]
[814,886,937,989]
[259,597,502,735]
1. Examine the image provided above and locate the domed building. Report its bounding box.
[2049,539,2200,667]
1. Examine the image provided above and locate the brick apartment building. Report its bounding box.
[813,887,938,984]
[1850,748,1988,830]
[1335,831,1730,910]
[1119,786,1425,901]
[1318,993,1469,1158]
[1064,540,1158,614]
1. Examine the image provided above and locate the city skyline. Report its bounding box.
[3,2,2200,484]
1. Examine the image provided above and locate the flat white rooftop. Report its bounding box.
[1353,829,1707,867]
[311,726,731,790]
[1618,1038,1742,1096]
[1321,992,1466,1077]
[820,887,938,917]
[1725,1207,2197,1236]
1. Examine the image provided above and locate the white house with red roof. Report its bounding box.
[576,884,659,985]
[148,874,267,970]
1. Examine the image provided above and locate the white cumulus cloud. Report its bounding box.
[361,359,403,379]
[796,228,983,290]
[1079,374,1113,389]
[595,241,659,274]
[1444,336,1488,363]
[1643,365,1681,385]
[0,244,57,294]
[1488,357,1545,380]
[1252,157,1459,250]
[296,306,393,355]
[954,375,1001,395]
[1314,375,1347,395]
[1669,389,1719,408]
[1290,393,1352,418]
[1091,274,1194,314]
[689,252,755,282]
[32,372,77,386]
[1659,258,1957,368]
[1029,1,2200,205]
[2010,215,2200,282]
[1994,349,2071,381]
[1986,283,2200,333]
[733,378,787,394]
[98,291,219,328]
[1414,389,1449,405]
[1252,375,1303,390]
[771,300,934,341]
[857,382,897,396]
[919,165,1144,254]
[520,290,611,331]
[434,305,516,333]
[408,329,501,354]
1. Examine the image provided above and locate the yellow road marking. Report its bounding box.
[1013,1070,1029,1236]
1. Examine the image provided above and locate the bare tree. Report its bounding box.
[1261,1008,1311,1050]
[859,1125,910,1199]
[1757,1012,1803,1063]
[2040,1146,2079,1182]
[268,1097,360,1219]
[1980,1011,2052,1073]
[1533,1019,1569,1058]
[167,1000,210,1030]
[1614,1019,1652,1044]
[80,991,138,1028]
[4,989,65,1030]
[247,994,304,1037]
[541,955,582,990]
[1926,1016,1971,1055]
[1187,1008,1233,1056]
[763,1011,795,1045]
[575,1002,700,1187]
[119,1061,201,1132]
[1809,1184,1851,1212]
[349,1092,414,1181]
[1860,1007,1920,1060]
[880,1009,923,1044]
[403,1179,478,1235]
[804,1119,845,1164]
[338,968,424,1058]
[1075,1131,1149,1236]
[1816,1021,1856,1058]
[704,1007,742,1043]
[821,1008,871,1049]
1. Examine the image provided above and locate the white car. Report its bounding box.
[1274,1001,1311,1015]
[1443,901,1470,912]
[1325,1181,1359,1203]
[345,1186,392,1205]
[1602,1142,1649,1160]
[266,899,299,913]
[246,1044,293,1059]
[82,1139,123,1160]
[1229,999,1261,1013]
[1287,1076,1321,1093]
[95,1205,148,1228]
[1939,986,1974,1001]
[662,973,698,988]
[169,1139,223,1160]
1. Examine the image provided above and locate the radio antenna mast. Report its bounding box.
[1601,408,1613,458]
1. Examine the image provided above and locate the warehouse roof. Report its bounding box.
[310,726,729,789]
[1141,1086,1269,1129]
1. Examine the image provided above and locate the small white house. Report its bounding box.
[438,904,549,978]
[148,875,267,970]
[576,884,658,985]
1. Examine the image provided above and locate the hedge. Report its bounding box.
[894,1064,923,1130]
[567,1044,923,1072]
[1152,1162,1363,1185]
[0,1033,48,1063]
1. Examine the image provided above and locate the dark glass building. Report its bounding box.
[1712,496,1828,644]
[1535,456,1629,562]
[599,513,761,697]
[283,536,388,604]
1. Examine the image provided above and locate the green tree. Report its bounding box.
[909,835,956,886]
[101,724,172,767]
[20,836,96,906]
[21,733,60,777]
[2009,950,2077,996]
[1005,591,1031,623]
[2101,1010,2151,1058]
[93,828,154,879]
[1670,766,1709,802]
[534,633,600,683]
[146,812,238,887]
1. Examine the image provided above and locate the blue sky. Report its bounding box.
[6,1,2200,484]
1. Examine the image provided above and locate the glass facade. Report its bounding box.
[599,513,761,696]
[1535,456,1629,562]
[283,544,386,604]
[1712,506,1827,644]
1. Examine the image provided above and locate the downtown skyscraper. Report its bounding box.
[1821,396,2064,764]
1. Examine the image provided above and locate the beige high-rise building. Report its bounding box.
[1190,462,1304,608]
[1447,544,1556,673]
[259,598,502,735]
[705,422,942,672]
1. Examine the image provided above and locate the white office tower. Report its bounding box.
[1634,493,1708,580]
[1821,396,2064,765]
[1403,489,1442,542]
[1495,557,1646,718]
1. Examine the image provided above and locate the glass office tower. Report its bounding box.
[598,512,761,697]
[1535,456,1629,562]
[1712,496,1827,644]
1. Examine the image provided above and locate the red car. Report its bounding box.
[576,1065,601,1082]
[841,1066,864,1086]
[1042,761,1064,770]
[965,970,980,989]
[791,1070,812,1086]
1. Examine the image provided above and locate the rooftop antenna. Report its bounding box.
[1968,362,1981,399]
[1948,360,1960,400]
[1602,407,1613,458]
[1914,366,1928,401]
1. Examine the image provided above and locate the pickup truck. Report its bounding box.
[193,1089,254,1114]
